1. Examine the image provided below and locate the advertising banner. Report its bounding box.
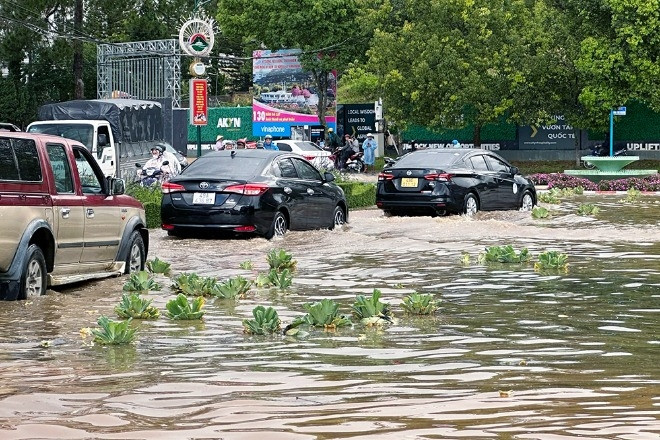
[518,115,576,150]
[252,49,336,137]
[337,104,376,143]
[189,79,208,126]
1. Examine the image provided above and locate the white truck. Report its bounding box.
[27,99,165,180]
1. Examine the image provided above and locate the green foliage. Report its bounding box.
[165,294,205,320]
[267,249,297,272]
[115,293,160,319]
[336,182,376,209]
[91,316,137,345]
[576,203,600,216]
[301,299,352,329]
[239,260,253,270]
[123,271,161,292]
[531,206,550,219]
[622,187,641,203]
[268,268,293,289]
[401,292,441,315]
[125,184,162,229]
[171,273,219,296]
[146,257,171,275]
[214,276,253,299]
[352,289,392,322]
[459,252,471,266]
[478,245,530,264]
[242,306,281,335]
[537,190,561,204]
[534,251,569,271]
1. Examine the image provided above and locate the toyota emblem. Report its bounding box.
[199,182,210,189]
[406,170,412,176]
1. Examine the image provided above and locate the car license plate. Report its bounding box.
[192,192,215,204]
[400,177,418,188]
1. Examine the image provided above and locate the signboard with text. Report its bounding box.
[189,79,208,126]
[337,104,376,143]
[518,115,576,150]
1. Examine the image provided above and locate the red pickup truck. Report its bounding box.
[0,132,148,300]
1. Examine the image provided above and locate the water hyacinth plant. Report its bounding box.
[213,276,253,299]
[531,206,550,219]
[576,203,600,216]
[123,271,161,292]
[239,260,253,270]
[267,249,297,272]
[352,289,392,324]
[115,293,160,319]
[534,251,569,271]
[171,273,219,296]
[478,245,530,264]
[301,298,352,329]
[622,187,641,203]
[242,306,281,335]
[537,189,561,204]
[91,315,137,345]
[459,252,471,265]
[401,292,441,315]
[166,294,205,320]
[146,257,171,275]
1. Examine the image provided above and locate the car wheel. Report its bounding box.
[125,231,146,274]
[265,211,287,239]
[330,205,346,230]
[19,244,47,300]
[520,191,534,211]
[464,193,479,216]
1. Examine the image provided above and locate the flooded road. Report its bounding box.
[1,196,659,439]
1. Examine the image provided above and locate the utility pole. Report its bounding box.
[73,0,84,99]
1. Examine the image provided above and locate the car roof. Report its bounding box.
[203,149,287,159]
[0,131,82,145]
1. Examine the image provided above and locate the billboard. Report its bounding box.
[337,103,376,143]
[252,49,336,137]
[189,79,208,126]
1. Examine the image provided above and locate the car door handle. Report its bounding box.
[86,208,95,218]
[307,188,315,195]
[284,187,292,194]
[61,208,70,219]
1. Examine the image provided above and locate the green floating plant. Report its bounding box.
[166,293,205,320]
[146,257,171,275]
[115,293,160,319]
[352,289,392,324]
[256,268,294,289]
[577,203,600,216]
[401,292,441,315]
[266,249,297,272]
[171,273,219,296]
[123,270,161,292]
[534,251,569,271]
[239,260,254,270]
[242,306,281,335]
[214,276,253,299]
[478,245,530,264]
[622,187,641,203]
[91,315,137,345]
[459,252,471,265]
[531,206,550,219]
[537,190,561,204]
[301,298,352,329]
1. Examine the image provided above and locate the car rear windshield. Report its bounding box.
[182,155,265,180]
[395,150,462,168]
[293,141,322,152]
[0,137,42,182]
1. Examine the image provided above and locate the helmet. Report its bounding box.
[452,139,459,145]
[367,133,373,138]
[328,127,333,132]
[265,134,273,139]
[151,145,164,154]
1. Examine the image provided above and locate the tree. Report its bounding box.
[216,0,367,127]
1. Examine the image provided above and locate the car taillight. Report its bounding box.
[304,155,316,161]
[224,183,270,196]
[424,173,452,182]
[378,172,394,181]
[161,182,185,193]
[234,225,256,232]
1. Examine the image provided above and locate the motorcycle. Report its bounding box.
[583,143,628,169]
[331,146,366,173]
[135,161,171,186]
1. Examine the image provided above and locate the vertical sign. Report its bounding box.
[190,79,208,126]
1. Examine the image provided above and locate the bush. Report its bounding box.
[528,173,660,191]
[337,182,376,209]
[127,184,163,229]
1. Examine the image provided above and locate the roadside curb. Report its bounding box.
[536,186,660,195]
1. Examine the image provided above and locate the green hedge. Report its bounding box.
[337,181,376,209]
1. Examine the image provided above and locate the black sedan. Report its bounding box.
[161,150,348,239]
[376,149,536,216]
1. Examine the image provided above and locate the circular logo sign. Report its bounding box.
[179,18,215,57]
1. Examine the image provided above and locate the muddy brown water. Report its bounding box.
[1,196,659,439]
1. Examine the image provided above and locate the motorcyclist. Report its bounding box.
[262,134,279,150]
[138,145,174,184]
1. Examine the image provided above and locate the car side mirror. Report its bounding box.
[510,166,519,175]
[98,133,108,147]
[323,171,335,182]
[110,178,125,195]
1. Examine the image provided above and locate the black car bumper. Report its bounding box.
[376,195,463,214]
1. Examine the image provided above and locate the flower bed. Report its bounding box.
[529,173,660,191]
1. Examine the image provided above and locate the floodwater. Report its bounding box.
[1,197,659,439]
